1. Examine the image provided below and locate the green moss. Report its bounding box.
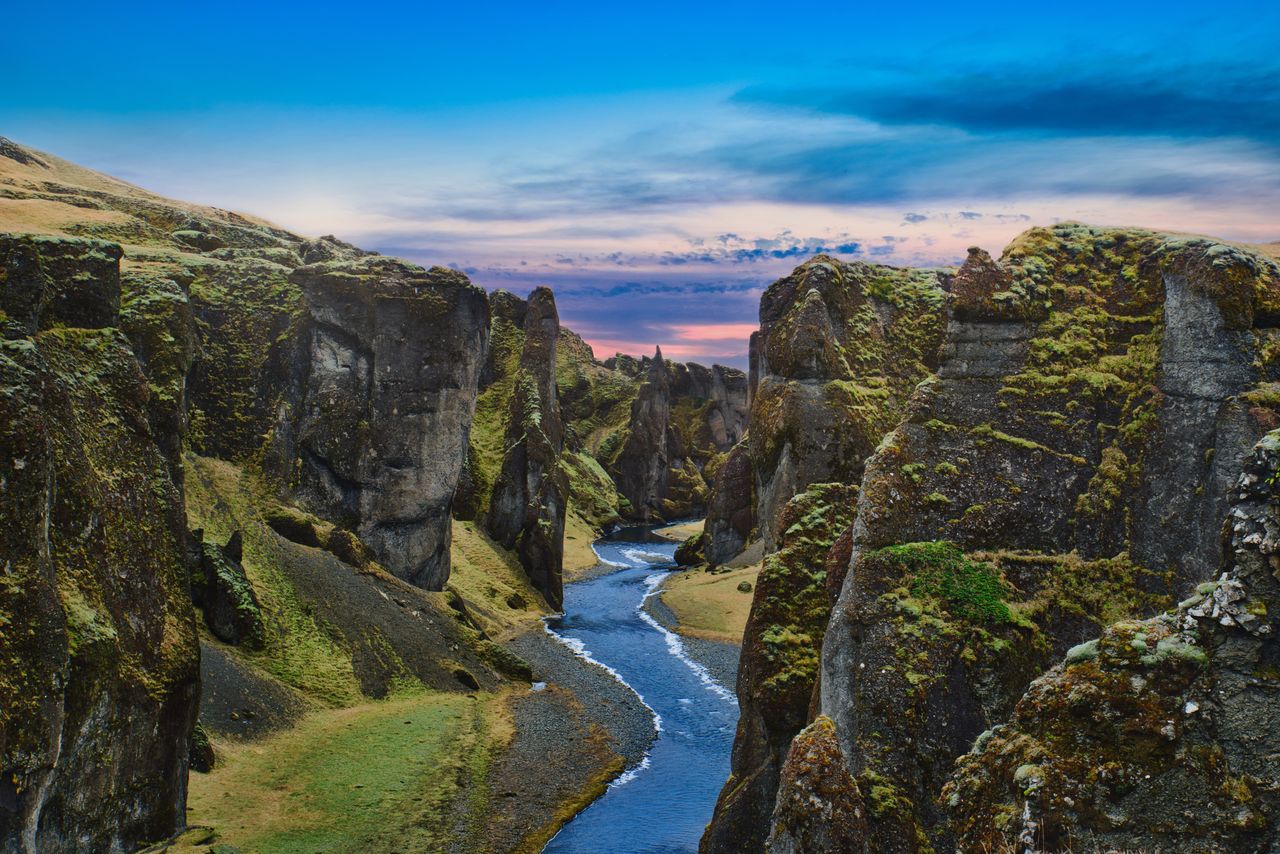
[874,542,1014,625]
[186,456,363,707]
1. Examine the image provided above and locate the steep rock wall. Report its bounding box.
[485,287,569,609]
[702,256,947,566]
[948,428,1280,852]
[265,256,490,591]
[701,255,947,853]
[0,234,200,853]
[795,225,1280,852]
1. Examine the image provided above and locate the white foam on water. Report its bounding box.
[639,573,738,706]
[621,547,674,566]
[589,542,629,568]
[541,618,662,790]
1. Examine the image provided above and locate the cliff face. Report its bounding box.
[703,483,858,852]
[265,256,490,591]
[701,256,948,854]
[945,429,1280,852]
[485,287,569,609]
[776,225,1280,851]
[0,235,200,852]
[703,256,948,565]
[606,349,749,523]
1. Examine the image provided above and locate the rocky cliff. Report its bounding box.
[0,234,200,852]
[264,256,490,591]
[702,256,948,566]
[764,225,1280,851]
[945,429,1280,852]
[701,256,948,853]
[605,348,749,523]
[485,286,569,608]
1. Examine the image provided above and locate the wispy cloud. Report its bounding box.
[733,58,1280,143]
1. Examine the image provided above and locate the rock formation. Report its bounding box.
[760,225,1280,851]
[702,256,948,566]
[606,348,749,522]
[945,430,1280,852]
[189,531,265,649]
[265,256,490,591]
[701,255,948,853]
[703,483,858,852]
[0,234,200,852]
[485,286,569,609]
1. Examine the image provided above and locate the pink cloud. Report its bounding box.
[584,337,746,364]
[666,323,759,342]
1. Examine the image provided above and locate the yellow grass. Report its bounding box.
[563,510,604,582]
[658,564,760,644]
[448,520,551,637]
[652,519,704,542]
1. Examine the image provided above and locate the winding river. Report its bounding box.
[542,527,739,853]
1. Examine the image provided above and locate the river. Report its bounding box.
[541,526,739,854]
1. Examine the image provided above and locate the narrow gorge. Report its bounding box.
[4,130,1280,854]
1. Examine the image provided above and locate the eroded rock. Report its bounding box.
[264,256,490,590]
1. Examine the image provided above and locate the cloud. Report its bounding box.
[667,323,760,341]
[733,58,1280,143]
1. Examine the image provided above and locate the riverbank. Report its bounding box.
[652,519,705,543]
[650,563,760,646]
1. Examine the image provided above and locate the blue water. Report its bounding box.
[542,527,739,854]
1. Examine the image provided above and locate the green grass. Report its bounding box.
[876,541,1014,625]
[186,691,501,853]
[184,455,363,706]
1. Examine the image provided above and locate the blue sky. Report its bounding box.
[6,0,1279,365]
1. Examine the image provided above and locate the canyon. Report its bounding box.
[4,135,1280,854]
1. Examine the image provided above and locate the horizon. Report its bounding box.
[6,0,1279,366]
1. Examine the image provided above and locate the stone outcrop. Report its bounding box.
[265,256,490,590]
[701,256,948,854]
[0,234,200,852]
[485,286,569,609]
[774,225,1280,851]
[702,256,948,566]
[947,428,1280,852]
[609,347,682,521]
[703,484,858,852]
[606,349,748,522]
[189,531,265,649]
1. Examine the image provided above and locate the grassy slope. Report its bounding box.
[659,564,761,644]
[448,519,551,637]
[563,510,603,582]
[186,456,364,707]
[182,690,507,854]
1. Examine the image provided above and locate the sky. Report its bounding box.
[5,0,1280,367]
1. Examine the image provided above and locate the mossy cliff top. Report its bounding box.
[731,253,949,553]
[801,225,1280,851]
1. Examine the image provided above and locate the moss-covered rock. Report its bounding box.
[0,236,199,852]
[190,530,265,649]
[262,256,490,590]
[806,225,1280,851]
[703,483,858,853]
[485,287,569,609]
[947,428,1280,852]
